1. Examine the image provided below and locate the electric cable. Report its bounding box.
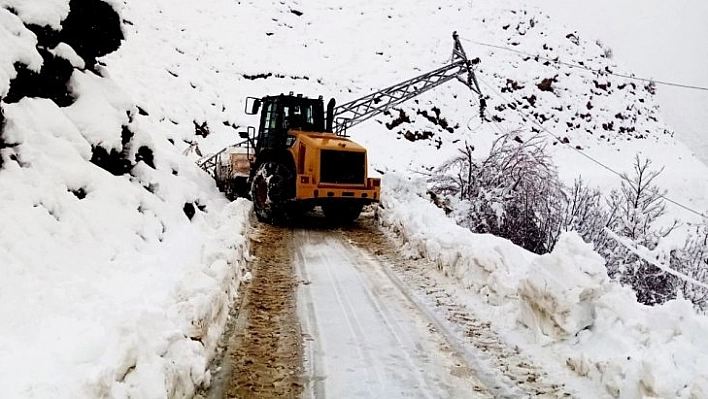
[463,38,708,92]
[476,77,708,219]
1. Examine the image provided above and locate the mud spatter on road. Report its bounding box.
[207,224,304,398]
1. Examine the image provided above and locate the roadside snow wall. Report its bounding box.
[378,173,708,399]
[0,1,250,397]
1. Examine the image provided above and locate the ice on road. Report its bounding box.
[294,229,492,399]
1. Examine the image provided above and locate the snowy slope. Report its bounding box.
[2,0,707,398]
[529,0,708,166]
[102,0,708,226]
[1,1,251,397]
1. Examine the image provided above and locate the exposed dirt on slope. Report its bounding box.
[207,223,304,398]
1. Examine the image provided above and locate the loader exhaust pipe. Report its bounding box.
[326,98,335,132]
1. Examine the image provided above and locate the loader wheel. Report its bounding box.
[322,203,363,223]
[250,162,294,223]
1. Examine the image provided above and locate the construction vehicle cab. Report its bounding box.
[244,93,381,223]
[247,94,326,148]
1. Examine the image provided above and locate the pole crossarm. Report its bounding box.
[333,31,484,136]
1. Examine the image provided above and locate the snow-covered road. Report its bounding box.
[294,228,492,398]
[204,214,592,398]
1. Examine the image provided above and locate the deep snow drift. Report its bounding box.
[1,0,251,397]
[1,0,707,398]
[379,173,708,399]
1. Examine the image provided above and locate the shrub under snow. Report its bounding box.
[430,132,708,308]
[379,173,708,399]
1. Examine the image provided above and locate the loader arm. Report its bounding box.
[333,31,485,136]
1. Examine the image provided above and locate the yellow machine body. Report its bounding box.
[285,129,381,203]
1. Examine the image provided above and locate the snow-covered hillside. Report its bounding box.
[1,0,707,398]
[1,0,250,397]
[101,0,708,225]
[530,0,708,166]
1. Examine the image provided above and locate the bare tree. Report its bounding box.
[613,156,677,243]
[555,177,609,245]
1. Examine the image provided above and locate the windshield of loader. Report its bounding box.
[283,99,323,131]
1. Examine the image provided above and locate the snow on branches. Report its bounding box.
[430,133,708,308]
[430,132,564,254]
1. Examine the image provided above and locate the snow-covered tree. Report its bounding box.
[431,133,565,254]
[432,141,693,306]
[670,220,708,311]
[597,156,679,305]
[557,177,609,246]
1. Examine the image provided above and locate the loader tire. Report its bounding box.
[322,203,363,223]
[250,162,294,224]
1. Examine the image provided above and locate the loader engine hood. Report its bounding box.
[294,131,367,153]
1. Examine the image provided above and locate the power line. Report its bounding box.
[463,38,708,92]
[476,77,708,219]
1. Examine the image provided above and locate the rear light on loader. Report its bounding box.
[300,176,310,184]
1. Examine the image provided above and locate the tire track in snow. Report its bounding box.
[295,238,328,399]
[341,216,574,399]
[337,238,438,399]
[294,226,492,398]
[295,231,385,398]
[320,236,386,397]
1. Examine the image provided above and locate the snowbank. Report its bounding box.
[0,1,253,397]
[518,233,609,343]
[378,172,535,303]
[0,91,252,395]
[0,90,253,396]
[378,173,708,399]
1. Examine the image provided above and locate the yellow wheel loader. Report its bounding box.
[203,32,485,224]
